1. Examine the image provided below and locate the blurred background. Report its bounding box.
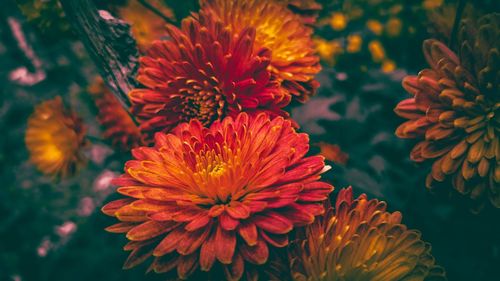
[1,0,499,280]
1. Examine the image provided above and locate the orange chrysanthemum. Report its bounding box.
[290,187,447,281]
[89,77,144,150]
[102,113,333,280]
[25,96,86,177]
[200,0,321,102]
[128,11,289,136]
[394,14,499,208]
[118,0,174,50]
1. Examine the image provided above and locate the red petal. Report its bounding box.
[299,182,334,202]
[253,212,293,234]
[126,221,176,241]
[215,225,236,264]
[240,238,268,265]
[224,254,244,281]
[220,212,240,231]
[150,253,179,273]
[115,204,148,222]
[153,227,184,256]
[185,214,211,231]
[101,198,134,216]
[282,203,315,226]
[177,223,212,255]
[177,254,198,280]
[105,222,137,233]
[260,230,288,247]
[200,230,217,271]
[123,244,154,269]
[238,221,258,246]
[226,201,251,219]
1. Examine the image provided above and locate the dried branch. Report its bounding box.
[59,0,139,109]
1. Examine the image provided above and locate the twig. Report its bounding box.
[450,0,467,48]
[138,0,175,25]
[59,0,139,110]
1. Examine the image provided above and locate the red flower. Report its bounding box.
[128,12,289,137]
[200,0,321,102]
[89,77,144,150]
[102,113,333,280]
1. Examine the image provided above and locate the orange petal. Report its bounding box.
[127,221,177,241]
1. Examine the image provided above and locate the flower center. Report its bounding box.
[181,84,226,125]
[192,146,245,205]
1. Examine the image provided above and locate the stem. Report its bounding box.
[59,0,139,110]
[450,0,467,48]
[138,0,175,24]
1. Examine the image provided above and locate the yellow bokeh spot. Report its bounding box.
[346,34,363,53]
[386,18,403,37]
[381,59,396,73]
[330,12,348,31]
[314,38,343,65]
[366,20,383,35]
[368,40,385,62]
[389,4,403,15]
[423,0,444,10]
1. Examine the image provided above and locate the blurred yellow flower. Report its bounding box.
[381,59,396,73]
[346,34,363,53]
[25,97,86,177]
[314,38,342,64]
[367,19,384,35]
[118,0,174,50]
[330,12,348,31]
[423,0,444,10]
[386,17,403,37]
[368,40,385,62]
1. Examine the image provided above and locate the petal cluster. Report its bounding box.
[290,187,447,281]
[89,77,144,150]
[25,96,86,177]
[394,13,499,208]
[102,113,333,280]
[128,11,288,136]
[200,0,321,102]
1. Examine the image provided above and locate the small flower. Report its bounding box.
[25,96,86,177]
[88,77,144,150]
[102,112,333,280]
[330,12,348,31]
[200,0,321,102]
[290,187,447,281]
[129,11,288,136]
[394,14,499,208]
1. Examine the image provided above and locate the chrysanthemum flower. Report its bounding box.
[290,187,447,281]
[128,11,289,136]
[89,77,144,150]
[200,0,321,102]
[102,113,333,280]
[394,14,499,208]
[118,0,174,50]
[25,96,86,177]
